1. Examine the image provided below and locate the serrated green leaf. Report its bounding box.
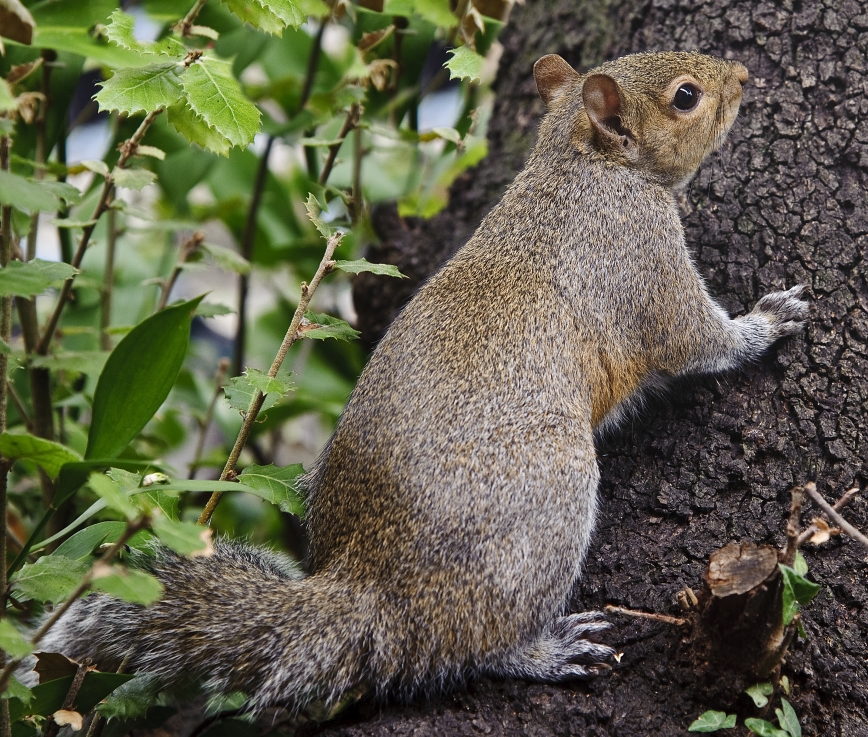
[151,516,209,556]
[135,145,167,160]
[195,302,234,317]
[113,167,157,190]
[182,56,260,148]
[444,45,484,82]
[49,218,98,228]
[237,463,305,515]
[202,242,250,274]
[793,551,808,576]
[260,0,306,28]
[301,312,360,341]
[40,181,83,205]
[414,0,455,27]
[0,258,77,297]
[89,473,139,520]
[777,698,801,737]
[0,618,32,659]
[31,350,109,378]
[418,126,463,144]
[0,80,15,113]
[104,9,186,57]
[221,0,284,35]
[167,102,232,156]
[779,564,821,626]
[224,368,293,412]
[0,170,62,213]
[96,673,162,720]
[0,432,82,478]
[95,62,184,115]
[53,521,127,560]
[3,675,33,706]
[688,710,736,732]
[92,566,163,605]
[744,718,789,737]
[333,258,406,278]
[86,297,203,460]
[745,682,774,708]
[82,159,110,177]
[304,193,334,237]
[11,555,90,604]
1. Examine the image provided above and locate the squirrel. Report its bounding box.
[40,51,808,714]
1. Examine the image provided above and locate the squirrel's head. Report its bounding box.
[534,51,748,189]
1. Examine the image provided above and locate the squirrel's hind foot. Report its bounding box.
[751,284,810,341]
[493,612,616,683]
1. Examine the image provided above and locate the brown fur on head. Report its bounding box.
[534,51,749,189]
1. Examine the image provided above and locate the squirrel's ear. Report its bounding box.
[534,55,580,108]
[582,73,636,153]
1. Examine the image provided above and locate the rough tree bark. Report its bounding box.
[332,0,868,735]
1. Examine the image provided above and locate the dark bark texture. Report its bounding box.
[339,0,868,735]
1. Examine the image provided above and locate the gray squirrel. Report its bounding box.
[42,51,808,714]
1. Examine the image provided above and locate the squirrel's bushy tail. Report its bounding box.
[37,540,370,712]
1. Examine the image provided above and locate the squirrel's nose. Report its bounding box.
[732,62,749,85]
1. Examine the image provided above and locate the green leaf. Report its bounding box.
[96,673,162,720]
[86,296,203,460]
[53,521,126,560]
[0,259,78,297]
[0,432,82,478]
[95,62,185,115]
[780,675,790,695]
[304,193,333,238]
[0,170,61,213]
[793,551,808,576]
[744,718,789,737]
[30,350,109,378]
[8,671,135,722]
[444,45,484,82]
[221,0,285,35]
[40,181,83,205]
[688,710,737,732]
[167,103,232,156]
[776,699,801,737]
[237,463,305,516]
[202,242,250,274]
[81,159,110,177]
[779,564,821,626]
[92,566,163,604]
[0,618,32,659]
[195,302,234,318]
[11,555,90,604]
[745,682,774,709]
[104,9,186,56]
[3,675,33,706]
[182,56,260,148]
[151,516,210,556]
[225,368,293,412]
[113,167,158,190]
[0,80,15,114]
[300,312,360,341]
[333,258,406,278]
[89,473,139,520]
[260,0,306,29]
[414,0,454,26]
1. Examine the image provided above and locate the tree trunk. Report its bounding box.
[337,0,868,734]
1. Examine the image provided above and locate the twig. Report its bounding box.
[157,231,204,312]
[604,604,687,627]
[42,658,91,737]
[6,381,31,431]
[100,205,117,350]
[782,484,805,566]
[175,0,209,36]
[37,109,162,355]
[804,482,868,551]
[189,358,230,479]
[0,517,147,695]
[796,486,859,547]
[84,655,129,737]
[318,104,361,187]
[350,125,363,225]
[198,232,343,524]
[233,137,274,377]
[300,21,327,113]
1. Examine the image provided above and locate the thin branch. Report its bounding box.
[604,605,687,627]
[189,358,230,480]
[299,21,327,112]
[37,109,162,355]
[796,486,859,547]
[0,517,147,695]
[84,655,129,737]
[157,231,204,312]
[782,484,805,566]
[318,104,360,187]
[6,381,31,431]
[42,658,91,737]
[198,232,343,524]
[175,0,209,36]
[350,125,363,226]
[804,482,868,551]
[99,206,117,351]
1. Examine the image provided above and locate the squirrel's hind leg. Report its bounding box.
[487,612,615,682]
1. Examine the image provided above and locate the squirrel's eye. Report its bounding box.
[672,84,700,111]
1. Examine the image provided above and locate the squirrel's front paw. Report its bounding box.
[751,284,810,341]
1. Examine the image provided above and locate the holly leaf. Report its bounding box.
[104,9,186,57]
[0,432,82,478]
[299,312,360,341]
[95,62,185,115]
[221,0,284,35]
[0,618,33,659]
[96,673,162,720]
[444,45,484,82]
[3,675,33,706]
[167,103,232,156]
[237,463,305,516]
[0,259,77,297]
[224,368,294,412]
[151,517,211,556]
[333,258,406,278]
[11,555,90,604]
[113,168,157,190]
[0,170,61,213]
[91,566,163,605]
[53,521,126,560]
[182,56,260,148]
[201,242,250,274]
[89,473,139,521]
